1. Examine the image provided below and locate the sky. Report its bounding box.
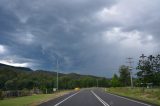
[0,0,159,77]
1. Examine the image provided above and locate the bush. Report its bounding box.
[0,90,4,100]
[21,89,31,96]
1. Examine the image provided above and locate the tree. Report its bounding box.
[5,79,18,90]
[111,74,121,87]
[98,78,111,87]
[119,65,130,86]
[137,54,160,86]
[154,54,160,72]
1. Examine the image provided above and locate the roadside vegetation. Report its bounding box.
[110,54,160,88]
[107,54,160,106]
[106,87,160,105]
[0,63,110,99]
[0,90,71,106]
[0,53,160,105]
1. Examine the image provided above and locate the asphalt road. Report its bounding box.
[39,88,153,106]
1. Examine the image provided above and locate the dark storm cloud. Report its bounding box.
[0,0,159,77]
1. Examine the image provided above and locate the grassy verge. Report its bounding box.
[0,90,72,106]
[106,87,160,106]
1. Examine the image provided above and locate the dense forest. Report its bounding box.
[0,63,110,92]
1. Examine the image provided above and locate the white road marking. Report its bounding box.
[54,91,80,106]
[91,90,110,106]
[106,92,152,106]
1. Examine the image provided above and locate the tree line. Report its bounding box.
[111,54,160,87]
[0,64,110,92]
[0,53,160,93]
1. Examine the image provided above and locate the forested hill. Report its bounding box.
[0,63,110,91]
[0,63,32,72]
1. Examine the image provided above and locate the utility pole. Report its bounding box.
[140,54,146,91]
[127,57,134,88]
[96,79,99,88]
[56,59,59,91]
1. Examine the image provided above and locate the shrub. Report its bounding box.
[0,90,4,100]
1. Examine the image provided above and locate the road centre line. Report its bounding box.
[106,92,152,106]
[54,91,80,106]
[91,90,110,106]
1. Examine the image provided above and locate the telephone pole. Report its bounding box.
[56,59,59,91]
[96,79,99,87]
[127,57,134,88]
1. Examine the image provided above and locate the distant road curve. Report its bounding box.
[39,88,153,106]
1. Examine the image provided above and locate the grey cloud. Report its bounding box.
[0,0,159,77]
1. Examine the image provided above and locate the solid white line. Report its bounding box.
[106,92,152,106]
[54,91,80,106]
[91,90,110,106]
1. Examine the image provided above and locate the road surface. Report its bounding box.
[39,88,153,106]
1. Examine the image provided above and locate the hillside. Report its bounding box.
[0,63,110,91]
[0,63,32,72]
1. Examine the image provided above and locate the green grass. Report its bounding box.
[106,87,160,106]
[0,91,72,106]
